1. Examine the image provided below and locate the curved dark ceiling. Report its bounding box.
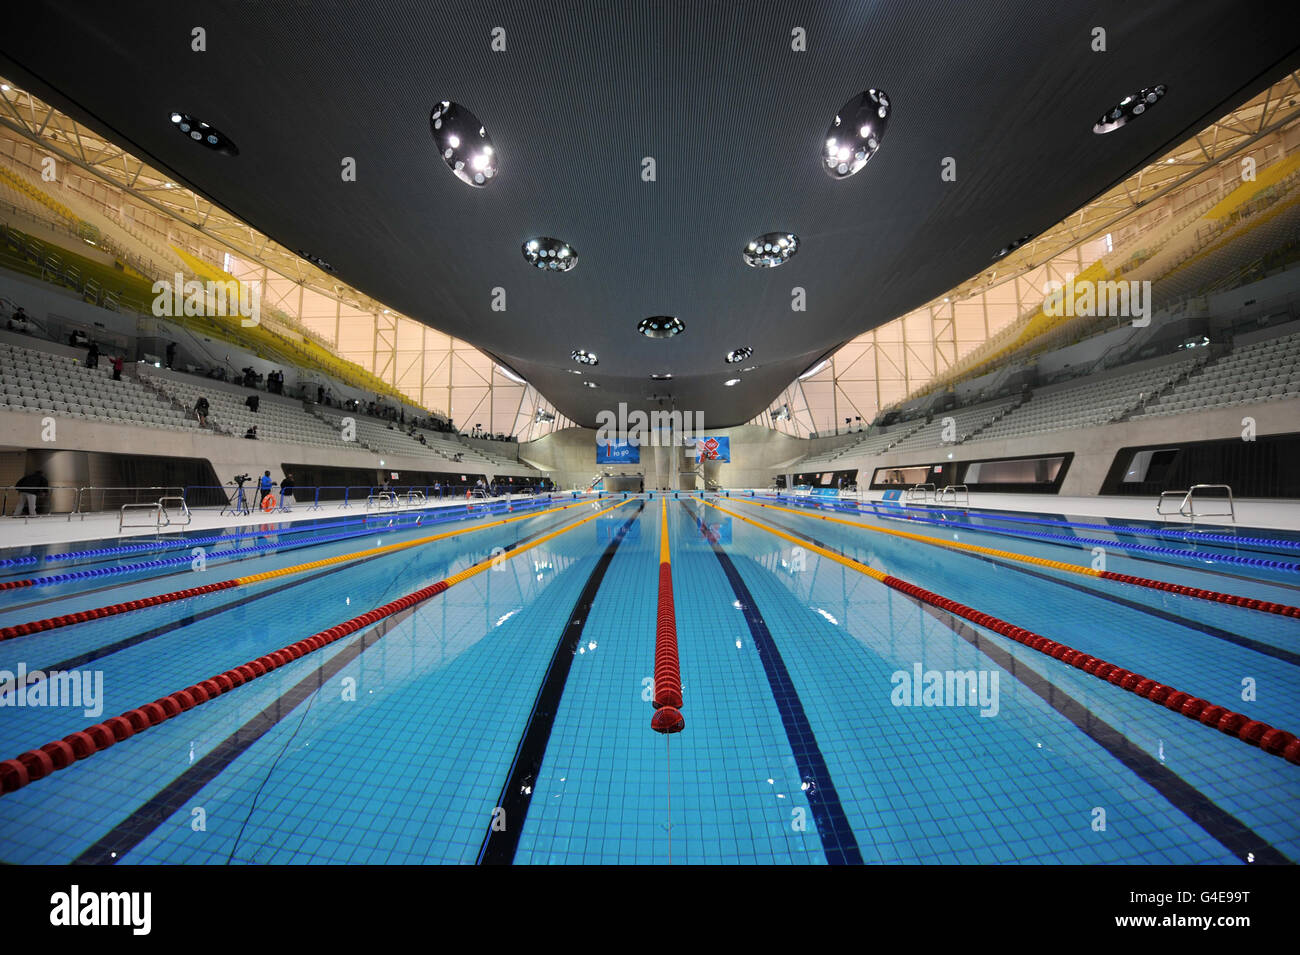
[3,2,1299,426]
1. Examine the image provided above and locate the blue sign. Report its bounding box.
[693,435,731,463]
[597,439,640,464]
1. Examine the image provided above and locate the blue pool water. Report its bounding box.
[0,492,1297,864]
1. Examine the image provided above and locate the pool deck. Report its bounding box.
[1,488,1297,551]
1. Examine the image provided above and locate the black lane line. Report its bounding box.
[477,502,644,865]
[683,501,864,865]
[741,502,1300,669]
[74,621,383,864]
[777,498,1300,593]
[15,512,574,680]
[916,602,1291,865]
[70,512,572,866]
[724,501,1291,864]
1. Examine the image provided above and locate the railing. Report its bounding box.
[74,486,185,521]
[1157,483,1235,523]
[937,484,969,507]
[906,483,936,503]
[118,495,191,533]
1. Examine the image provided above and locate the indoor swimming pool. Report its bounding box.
[0,491,1296,865]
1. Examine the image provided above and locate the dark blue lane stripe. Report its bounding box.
[59,525,571,865]
[683,501,863,865]
[731,504,1290,865]
[749,504,1300,669]
[915,601,1291,865]
[477,503,644,865]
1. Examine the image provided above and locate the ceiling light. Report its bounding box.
[638,316,685,339]
[1093,85,1167,134]
[823,89,890,178]
[567,369,583,375]
[725,347,753,364]
[743,232,799,268]
[650,373,673,380]
[992,233,1034,260]
[430,101,496,186]
[523,236,578,272]
[169,112,238,155]
[296,249,336,273]
[571,349,598,366]
[724,378,741,387]
[582,380,599,389]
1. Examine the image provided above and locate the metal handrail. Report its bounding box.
[1157,484,1234,523]
[906,483,936,503]
[937,484,969,507]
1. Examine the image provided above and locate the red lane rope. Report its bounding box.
[880,575,1300,766]
[652,501,684,734]
[0,580,241,641]
[0,579,449,795]
[1096,569,1300,617]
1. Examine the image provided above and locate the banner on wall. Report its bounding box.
[596,438,640,464]
[692,435,731,463]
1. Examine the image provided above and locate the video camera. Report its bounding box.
[232,473,251,486]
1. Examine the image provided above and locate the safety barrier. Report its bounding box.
[0,498,636,795]
[651,498,684,733]
[700,497,1300,765]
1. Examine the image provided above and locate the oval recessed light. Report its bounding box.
[823,89,890,178]
[430,101,496,186]
[992,233,1035,260]
[170,112,238,156]
[743,232,799,268]
[566,368,584,375]
[523,237,577,272]
[638,316,685,339]
[1093,85,1166,134]
[650,373,673,381]
[571,349,598,366]
[724,378,741,387]
[582,380,600,389]
[725,347,753,364]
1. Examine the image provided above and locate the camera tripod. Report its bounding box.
[221,481,251,516]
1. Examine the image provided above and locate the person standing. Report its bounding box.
[11,469,46,517]
[280,473,296,511]
[85,340,99,369]
[111,355,124,381]
[194,396,209,427]
[166,341,177,369]
[257,470,274,506]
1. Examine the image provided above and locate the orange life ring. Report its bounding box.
[261,494,278,512]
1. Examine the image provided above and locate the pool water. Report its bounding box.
[0,491,1296,864]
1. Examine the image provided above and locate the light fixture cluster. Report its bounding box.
[571,349,598,366]
[430,101,496,187]
[169,112,238,155]
[297,249,336,273]
[523,237,577,271]
[743,233,799,268]
[992,233,1034,261]
[1093,85,1167,134]
[638,316,685,339]
[823,89,890,179]
[725,347,753,364]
